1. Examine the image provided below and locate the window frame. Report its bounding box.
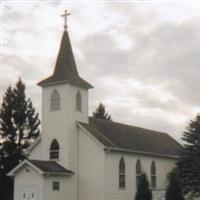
[50,89,60,111]
[76,91,82,112]
[119,157,126,189]
[52,181,60,191]
[136,160,142,188]
[50,139,60,160]
[151,161,157,189]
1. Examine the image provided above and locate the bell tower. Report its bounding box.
[37,11,93,169]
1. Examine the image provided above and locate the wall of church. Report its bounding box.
[14,165,44,200]
[43,175,75,200]
[77,127,178,200]
[29,141,42,160]
[35,84,90,199]
[78,128,105,200]
[40,84,88,169]
[104,151,177,200]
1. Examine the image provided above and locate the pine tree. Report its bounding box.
[165,169,184,200]
[178,113,200,198]
[135,173,152,200]
[92,103,112,120]
[0,78,40,200]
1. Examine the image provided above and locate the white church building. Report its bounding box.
[8,12,182,200]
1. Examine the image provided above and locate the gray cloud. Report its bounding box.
[76,13,200,142]
[2,2,200,143]
[132,20,200,106]
[79,17,200,105]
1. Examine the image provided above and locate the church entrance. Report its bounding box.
[20,187,38,200]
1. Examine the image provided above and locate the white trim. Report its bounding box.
[7,159,74,177]
[76,122,105,149]
[38,80,93,89]
[7,160,44,177]
[48,138,62,162]
[105,147,180,159]
[25,135,41,156]
[45,172,74,176]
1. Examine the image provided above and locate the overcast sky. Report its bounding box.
[1,1,200,143]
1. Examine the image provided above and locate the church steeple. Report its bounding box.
[38,13,93,89]
[53,31,79,78]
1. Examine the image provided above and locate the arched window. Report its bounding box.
[136,160,142,188]
[50,139,60,160]
[76,91,82,111]
[151,161,156,188]
[51,90,60,111]
[119,157,126,189]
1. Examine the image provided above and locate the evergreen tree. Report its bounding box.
[92,103,111,120]
[165,169,184,200]
[178,113,200,198]
[135,173,152,200]
[0,79,40,200]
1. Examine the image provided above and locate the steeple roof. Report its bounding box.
[38,31,93,89]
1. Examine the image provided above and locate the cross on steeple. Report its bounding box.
[38,10,93,89]
[61,10,70,31]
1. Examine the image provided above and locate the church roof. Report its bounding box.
[38,31,93,89]
[28,159,74,175]
[8,159,74,176]
[78,117,183,158]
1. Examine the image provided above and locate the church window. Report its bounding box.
[51,90,60,111]
[136,160,142,188]
[119,157,126,189]
[76,91,82,111]
[52,181,60,191]
[50,139,60,160]
[151,161,156,188]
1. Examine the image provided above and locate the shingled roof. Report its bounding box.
[8,159,74,176]
[28,159,74,175]
[79,117,183,158]
[38,31,93,89]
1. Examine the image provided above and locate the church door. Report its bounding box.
[21,187,38,200]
